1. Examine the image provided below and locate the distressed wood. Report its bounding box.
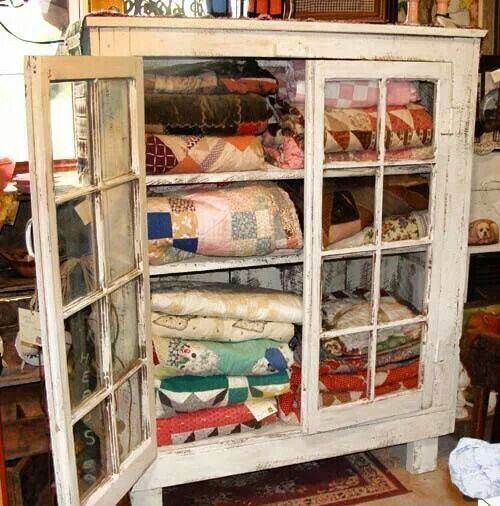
[405,437,438,474]
[129,487,162,506]
[53,20,484,502]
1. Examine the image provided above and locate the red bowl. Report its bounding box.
[0,158,15,191]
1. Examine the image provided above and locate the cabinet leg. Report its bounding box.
[405,437,438,474]
[129,487,163,506]
[471,385,490,439]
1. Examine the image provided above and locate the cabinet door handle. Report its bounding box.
[25,218,35,258]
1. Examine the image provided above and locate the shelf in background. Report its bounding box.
[149,250,303,276]
[469,243,500,254]
[146,166,304,186]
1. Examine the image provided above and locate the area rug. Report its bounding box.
[163,451,409,505]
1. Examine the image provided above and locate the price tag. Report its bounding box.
[18,308,42,347]
[244,399,277,422]
[74,199,92,226]
[490,69,500,83]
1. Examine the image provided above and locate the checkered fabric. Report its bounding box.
[295,0,376,15]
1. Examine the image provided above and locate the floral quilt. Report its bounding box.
[156,371,290,417]
[147,182,303,264]
[152,336,294,378]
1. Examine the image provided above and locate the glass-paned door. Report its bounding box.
[25,56,156,505]
[300,60,452,434]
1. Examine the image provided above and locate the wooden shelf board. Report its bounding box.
[0,271,35,295]
[146,166,304,186]
[469,243,500,254]
[149,250,303,276]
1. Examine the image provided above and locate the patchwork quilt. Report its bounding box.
[144,60,279,96]
[278,360,419,424]
[144,93,271,136]
[151,281,303,323]
[156,400,278,446]
[323,104,433,153]
[153,336,294,378]
[147,182,303,264]
[151,313,295,341]
[0,192,19,231]
[156,371,290,417]
[324,145,435,163]
[145,135,266,175]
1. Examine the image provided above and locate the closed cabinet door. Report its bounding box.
[25,56,156,505]
[300,60,454,434]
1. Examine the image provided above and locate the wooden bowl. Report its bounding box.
[0,249,36,278]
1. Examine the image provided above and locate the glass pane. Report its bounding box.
[324,79,379,163]
[50,81,92,193]
[105,183,137,281]
[322,256,374,332]
[65,302,103,409]
[73,401,111,499]
[110,281,141,379]
[374,323,423,398]
[380,250,428,319]
[384,80,435,161]
[97,79,132,181]
[319,331,371,408]
[115,369,144,463]
[57,195,98,306]
[381,174,430,243]
[323,176,376,250]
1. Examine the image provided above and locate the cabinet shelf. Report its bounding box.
[149,250,304,276]
[146,166,304,186]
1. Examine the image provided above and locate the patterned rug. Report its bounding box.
[163,451,409,505]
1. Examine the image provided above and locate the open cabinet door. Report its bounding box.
[24,56,156,505]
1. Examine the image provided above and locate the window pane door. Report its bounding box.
[25,55,156,505]
[301,60,452,434]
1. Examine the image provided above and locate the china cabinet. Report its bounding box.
[24,18,484,506]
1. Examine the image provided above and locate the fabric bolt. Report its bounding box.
[151,281,302,323]
[151,313,295,341]
[322,293,418,331]
[145,134,266,175]
[147,182,303,264]
[156,400,278,446]
[449,437,500,499]
[152,336,294,378]
[155,371,290,417]
[144,60,279,96]
[144,93,271,136]
[293,79,419,108]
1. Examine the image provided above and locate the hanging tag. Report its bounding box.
[18,307,42,347]
[74,199,92,226]
[244,399,277,422]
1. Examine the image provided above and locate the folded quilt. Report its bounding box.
[324,145,435,162]
[151,281,303,323]
[277,361,419,424]
[156,371,290,417]
[144,60,279,96]
[145,93,271,136]
[153,336,294,378]
[295,79,419,108]
[327,210,429,249]
[322,293,418,331]
[145,135,266,175]
[156,400,278,446]
[147,182,303,263]
[323,104,433,153]
[152,313,295,341]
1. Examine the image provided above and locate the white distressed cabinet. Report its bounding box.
[25,18,484,506]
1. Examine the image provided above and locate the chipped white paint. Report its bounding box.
[31,19,484,504]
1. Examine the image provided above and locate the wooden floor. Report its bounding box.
[369,436,469,505]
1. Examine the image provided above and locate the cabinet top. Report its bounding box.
[83,16,486,39]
